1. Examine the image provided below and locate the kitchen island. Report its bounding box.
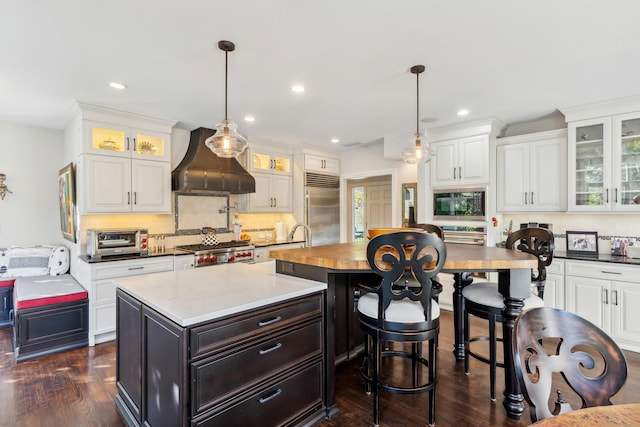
[268,241,538,420]
[114,261,327,427]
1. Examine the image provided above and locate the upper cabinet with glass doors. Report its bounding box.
[568,112,640,212]
[248,148,292,175]
[84,121,171,162]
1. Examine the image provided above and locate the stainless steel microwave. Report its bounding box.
[86,228,149,259]
[433,188,486,220]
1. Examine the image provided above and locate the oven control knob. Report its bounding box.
[205,255,210,262]
[237,253,244,258]
[141,243,147,249]
[211,255,217,263]
[229,255,235,262]
[198,256,205,264]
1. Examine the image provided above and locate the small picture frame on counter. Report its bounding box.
[566,231,599,257]
[611,237,640,257]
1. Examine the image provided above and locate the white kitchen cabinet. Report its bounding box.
[565,260,640,352]
[84,120,171,162]
[565,104,640,212]
[253,242,305,263]
[304,153,340,175]
[431,135,489,187]
[497,129,567,212]
[247,172,292,213]
[174,254,194,270]
[76,256,174,346]
[79,154,171,214]
[543,259,564,309]
[249,147,292,175]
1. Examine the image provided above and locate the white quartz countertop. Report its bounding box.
[114,261,327,327]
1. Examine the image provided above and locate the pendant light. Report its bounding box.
[205,40,248,158]
[402,65,433,164]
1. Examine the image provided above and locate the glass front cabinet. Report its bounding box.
[568,113,640,211]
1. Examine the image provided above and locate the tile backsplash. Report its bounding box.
[502,213,640,254]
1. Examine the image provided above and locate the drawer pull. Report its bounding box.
[128,266,145,271]
[601,270,622,275]
[258,342,282,355]
[257,316,282,327]
[258,388,282,404]
[613,290,618,306]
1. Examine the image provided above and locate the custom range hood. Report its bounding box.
[171,127,255,194]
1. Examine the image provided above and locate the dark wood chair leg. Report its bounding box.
[489,314,497,401]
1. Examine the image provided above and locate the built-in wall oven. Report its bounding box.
[433,188,486,221]
[440,224,487,246]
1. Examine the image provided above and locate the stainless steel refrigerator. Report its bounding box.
[305,173,340,246]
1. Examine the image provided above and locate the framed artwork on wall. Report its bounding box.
[58,163,77,243]
[566,230,598,257]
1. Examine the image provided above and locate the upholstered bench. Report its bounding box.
[12,274,88,362]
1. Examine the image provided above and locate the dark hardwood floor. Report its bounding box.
[1,310,638,426]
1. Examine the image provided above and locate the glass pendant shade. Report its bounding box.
[401,132,432,164]
[205,119,248,158]
[206,40,248,159]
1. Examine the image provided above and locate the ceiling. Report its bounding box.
[2,0,640,152]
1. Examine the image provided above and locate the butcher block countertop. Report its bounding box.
[114,261,326,327]
[268,241,537,272]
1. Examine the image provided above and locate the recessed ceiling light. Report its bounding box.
[291,85,305,93]
[244,116,255,122]
[331,138,340,144]
[109,81,127,90]
[457,109,469,116]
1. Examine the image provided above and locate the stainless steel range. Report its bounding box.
[175,241,254,267]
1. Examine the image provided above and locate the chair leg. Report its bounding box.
[488,314,497,402]
[363,333,372,395]
[464,307,470,375]
[428,336,437,426]
[373,332,381,427]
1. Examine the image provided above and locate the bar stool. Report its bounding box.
[462,227,554,401]
[409,224,445,301]
[357,230,446,426]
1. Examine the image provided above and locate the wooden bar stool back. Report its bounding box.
[357,230,446,426]
[513,307,627,423]
[462,227,554,400]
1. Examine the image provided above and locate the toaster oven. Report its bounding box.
[86,229,149,259]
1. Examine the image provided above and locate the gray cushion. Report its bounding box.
[462,282,544,310]
[357,292,440,322]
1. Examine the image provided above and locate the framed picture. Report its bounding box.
[566,231,598,257]
[58,163,77,243]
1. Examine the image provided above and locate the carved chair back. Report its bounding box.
[366,231,446,330]
[513,307,628,422]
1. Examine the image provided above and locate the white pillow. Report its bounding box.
[49,245,70,276]
[6,246,52,277]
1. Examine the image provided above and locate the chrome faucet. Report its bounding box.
[288,223,312,247]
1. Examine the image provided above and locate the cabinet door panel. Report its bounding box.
[611,281,640,344]
[459,136,488,183]
[271,174,292,212]
[83,154,131,213]
[497,144,528,212]
[565,276,609,332]
[130,160,171,213]
[432,140,457,186]
[249,173,273,211]
[530,139,566,211]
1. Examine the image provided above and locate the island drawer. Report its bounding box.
[190,293,322,359]
[191,320,323,415]
[192,360,323,427]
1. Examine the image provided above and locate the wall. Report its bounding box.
[0,121,64,247]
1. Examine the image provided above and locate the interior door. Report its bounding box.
[366,184,392,230]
